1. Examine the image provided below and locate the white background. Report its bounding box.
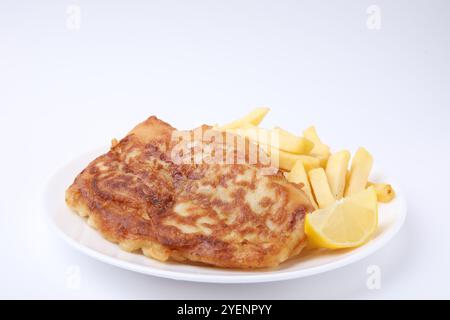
[1,0,449,299]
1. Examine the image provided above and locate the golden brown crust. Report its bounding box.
[65,116,314,268]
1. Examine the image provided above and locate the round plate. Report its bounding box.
[43,147,407,283]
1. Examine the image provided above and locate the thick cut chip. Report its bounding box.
[308,168,335,209]
[286,160,318,209]
[220,107,270,129]
[345,147,373,196]
[326,150,351,200]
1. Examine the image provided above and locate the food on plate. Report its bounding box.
[344,147,373,197]
[220,107,270,129]
[285,160,318,209]
[225,126,314,155]
[268,149,321,171]
[66,116,315,269]
[303,126,330,167]
[308,168,336,209]
[272,127,315,154]
[65,107,397,269]
[367,182,396,203]
[305,187,378,249]
[326,150,351,200]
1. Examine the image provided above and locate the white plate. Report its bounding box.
[43,147,407,283]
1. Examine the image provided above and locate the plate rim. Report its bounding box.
[42,147,407,284]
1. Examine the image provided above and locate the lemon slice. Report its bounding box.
[305,187,378,249]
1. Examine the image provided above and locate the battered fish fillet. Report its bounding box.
[65,116,314,268]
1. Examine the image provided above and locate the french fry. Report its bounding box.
[229,126,314,154]
[308,168,336,209]
[313,144,331,168]
[234,123,255,129]
[272,127,315,154]
[286,160,318,209]
[223,125,319,171]
[367,182,396,203]
[303,126,330,167]
[326,150,351,200]
[303,126,322,144]
[220,107,270,129]
[344,147,373,197]
[269,148,321,171]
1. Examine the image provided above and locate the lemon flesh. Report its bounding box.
[305,188,378,249]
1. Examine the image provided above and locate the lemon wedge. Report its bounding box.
[305,187,378,249]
